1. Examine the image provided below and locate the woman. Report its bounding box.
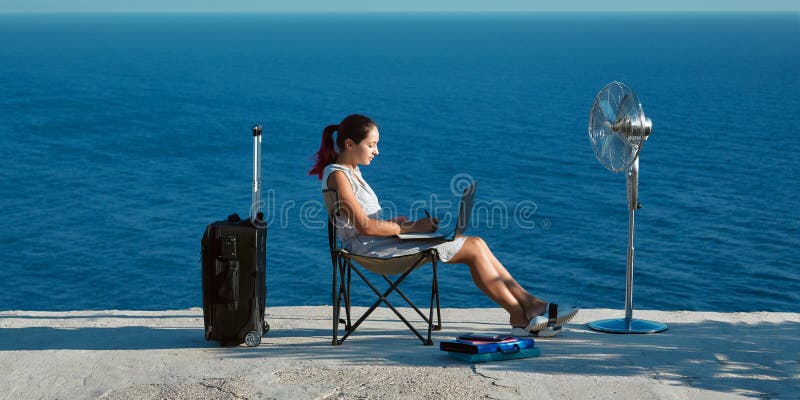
[309,114,577,336]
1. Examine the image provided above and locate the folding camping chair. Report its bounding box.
[322,189,442,346]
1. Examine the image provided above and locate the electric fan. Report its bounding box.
[587,81,668,334]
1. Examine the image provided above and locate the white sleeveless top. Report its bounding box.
[322,164,466,262]
[322,164,382,246]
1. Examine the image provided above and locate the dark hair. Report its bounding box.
[309,114,377,180]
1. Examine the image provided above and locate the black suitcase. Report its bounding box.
[201,125,268,347]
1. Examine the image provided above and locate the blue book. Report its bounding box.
[440,334,539,362]
[446,346,541,363]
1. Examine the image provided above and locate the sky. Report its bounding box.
[0,0,797,13]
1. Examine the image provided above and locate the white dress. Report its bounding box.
[322,164,466,262]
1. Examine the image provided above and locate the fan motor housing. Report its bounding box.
[613,116,652,138]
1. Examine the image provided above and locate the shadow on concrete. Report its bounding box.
[1,317,797,398]
[248,319,800,398]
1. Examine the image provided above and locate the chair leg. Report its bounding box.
[332,255,353,346]
[427,258,435,342]
[338,259,350,335]
[331,254,340,346]
[425,256,442,345]
[345,261,352,329]
[433,257,442,331]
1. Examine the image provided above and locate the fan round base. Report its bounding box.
[588,318,668,334]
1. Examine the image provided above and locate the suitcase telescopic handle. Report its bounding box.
[251,125,263,224]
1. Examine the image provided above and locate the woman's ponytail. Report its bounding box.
[309,124,339,180]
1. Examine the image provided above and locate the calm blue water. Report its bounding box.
[1,13,798,312]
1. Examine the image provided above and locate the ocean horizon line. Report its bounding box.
[2,306,795,313]
[0,10,796,16]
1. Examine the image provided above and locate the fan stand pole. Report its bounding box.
[589,158,668,334]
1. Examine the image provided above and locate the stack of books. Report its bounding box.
[439,333,540,363]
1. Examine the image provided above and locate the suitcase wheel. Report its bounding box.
[262,321,270,335]
[245,331,261,347]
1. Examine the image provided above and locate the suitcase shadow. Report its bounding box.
[0,326,210,351]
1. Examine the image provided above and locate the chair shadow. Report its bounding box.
[1,318,797,398]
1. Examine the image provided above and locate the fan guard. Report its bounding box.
[588,81,652,173]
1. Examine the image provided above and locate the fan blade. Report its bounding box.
[616,93,634,124]
[605,87,620,123]
[600,99,615,124]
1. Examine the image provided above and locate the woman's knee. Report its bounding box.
[466,236,488,252]
[466,237,491,259]
[448,237,480,264]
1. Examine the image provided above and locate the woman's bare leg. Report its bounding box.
[473,237,547,320]
[446,237,529,327]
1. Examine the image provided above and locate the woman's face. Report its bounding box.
[347,126,380,166]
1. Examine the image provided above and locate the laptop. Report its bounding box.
[397,181,477,241]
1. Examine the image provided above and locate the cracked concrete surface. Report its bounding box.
[1,307,797,399]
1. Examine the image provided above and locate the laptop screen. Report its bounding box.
[454,182,477,237]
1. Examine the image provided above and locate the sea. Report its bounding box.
[1,12,798,312]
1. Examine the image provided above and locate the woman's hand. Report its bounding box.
[393,215,438,234]
[388,216,415,231]
[388,216,408,224]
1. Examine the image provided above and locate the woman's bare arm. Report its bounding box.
[327,171,435,236]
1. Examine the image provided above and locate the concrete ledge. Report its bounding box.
[1,307,797,399]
